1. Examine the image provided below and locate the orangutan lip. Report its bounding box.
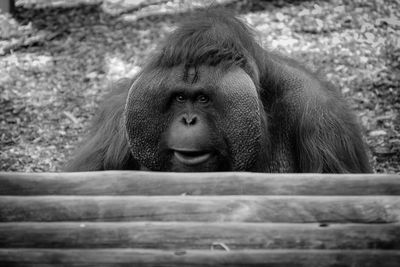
[173,150,212,165]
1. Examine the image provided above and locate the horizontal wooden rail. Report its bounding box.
[1,249,400,267]
[0,171,399,195]
[1,171,400,266]
[1,222,399,250]
[1,195,400,223]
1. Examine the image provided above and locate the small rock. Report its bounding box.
[369,130,387,137]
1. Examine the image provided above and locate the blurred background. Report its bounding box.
[0,0,399,173]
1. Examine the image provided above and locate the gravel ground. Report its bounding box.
[0,0,399,173]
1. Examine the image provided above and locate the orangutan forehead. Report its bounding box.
[163,65,221,84]
[159,65,255,91]
[183,66,199,84]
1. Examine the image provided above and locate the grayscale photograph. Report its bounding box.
[0,0,399,266]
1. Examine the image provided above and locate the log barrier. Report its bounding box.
[0,171,399,266]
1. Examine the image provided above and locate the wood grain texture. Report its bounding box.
[1,195,400,223]
[1,222,399,249]
[1,171,400,266]
[1,249,400,267]
[1,171,399,195]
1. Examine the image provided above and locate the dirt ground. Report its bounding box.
[0,0,399,173]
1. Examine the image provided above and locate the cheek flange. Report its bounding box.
[217,69,264,171]
[124,73,170,171]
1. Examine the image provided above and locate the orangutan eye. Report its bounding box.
[175,94,186,103]
[197,94,209,103]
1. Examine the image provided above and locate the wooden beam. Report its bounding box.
[1,195,399,223]
[1,222,399,249]
[1,171,399,195]
[1,249,400,266]
[0,0,14,13]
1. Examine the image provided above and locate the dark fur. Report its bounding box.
[65,9,371,173]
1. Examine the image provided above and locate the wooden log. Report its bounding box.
[1,195,399,223]
[0,171,399,196]
[1,222,399,250]
[0,0,14,13]
[1,249,400,267]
